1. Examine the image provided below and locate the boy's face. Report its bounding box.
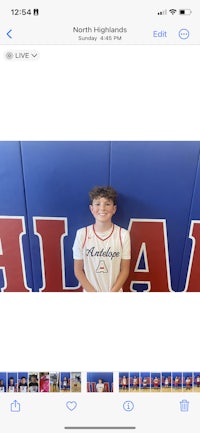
[31,376,37,383]
[90,197,116,224]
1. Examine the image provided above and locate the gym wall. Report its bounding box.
[0,141,199,292]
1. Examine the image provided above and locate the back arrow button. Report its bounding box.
[7,29,13,39]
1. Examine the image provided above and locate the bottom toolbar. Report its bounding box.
[1,372,200,432]
[0,391,198,433]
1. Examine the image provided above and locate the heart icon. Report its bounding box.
[66,401,77,411]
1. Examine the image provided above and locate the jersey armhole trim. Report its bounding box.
[119,227,123,248]
[82,227,87,249]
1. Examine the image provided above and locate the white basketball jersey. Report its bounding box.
[73,224,131,292]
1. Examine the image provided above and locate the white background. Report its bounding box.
[0,45,200,372]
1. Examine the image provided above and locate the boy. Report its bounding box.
[73,186,131,292]
[62,376,68,391]
[28,374,38,392]
[8,376,16,392]
[121,375,128,390]
[18,376,28,392]
[96,378,104,392]
[0,378,5,392]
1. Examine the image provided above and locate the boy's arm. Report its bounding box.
[110,259,130,292]
[74,259,97,292]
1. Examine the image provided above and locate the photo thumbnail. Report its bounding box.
[87,372,113,392]
[18,373,28,392]
[119,372,129,391]
[28,373,39,392]
[50,372,60,392]
[161,373,172,392]
[7,373,17,392]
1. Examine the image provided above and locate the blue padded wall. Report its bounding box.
[21,141,110,290]
[110,141,200,291]
[0,142,33,290]
[0,141,200,292]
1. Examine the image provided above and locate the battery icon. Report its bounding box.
[33,9,39,15]
[179,9,192,15]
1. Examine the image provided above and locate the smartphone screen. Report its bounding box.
[0,1,199,431]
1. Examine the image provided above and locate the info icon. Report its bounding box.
[123,401,134,412]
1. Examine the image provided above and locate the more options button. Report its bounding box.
[178,28,190,40]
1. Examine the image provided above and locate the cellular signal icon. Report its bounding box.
[169,8,177,15]
[157,9,167,15]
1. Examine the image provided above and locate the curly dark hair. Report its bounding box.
[89,186,117,205]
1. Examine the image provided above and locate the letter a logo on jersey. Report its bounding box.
[96,260,108,273]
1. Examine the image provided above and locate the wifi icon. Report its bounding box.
[169,8,177,15]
